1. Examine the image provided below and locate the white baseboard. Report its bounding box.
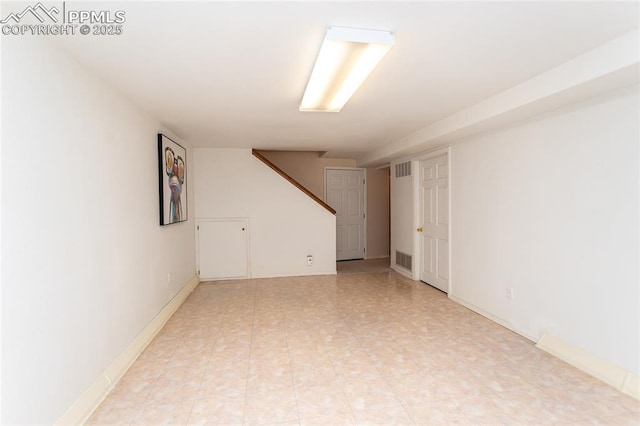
[200,271,337,282]
[199,275,249,281]
[252,271,337,279]
[449,295,639,400]
[390,265,413,279]
[364,255,391,260]
[448,295,539,342]
[536,333,640,400]
[55,274,200,426]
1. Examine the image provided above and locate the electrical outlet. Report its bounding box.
[306,255,313,266]
[168,272,172,284]
[507,287,514,300]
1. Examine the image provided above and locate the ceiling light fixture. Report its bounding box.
[299,27,394,112]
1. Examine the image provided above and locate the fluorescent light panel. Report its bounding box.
[300,27,394,112]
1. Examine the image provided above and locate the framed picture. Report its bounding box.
[158,134,187,225]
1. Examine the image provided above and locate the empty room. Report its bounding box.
[1,1,639,425]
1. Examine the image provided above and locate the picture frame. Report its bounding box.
[158,133,188,226]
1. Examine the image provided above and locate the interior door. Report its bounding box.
[198,219,249,280]
[326,169,365,261]
[419,155,449,292]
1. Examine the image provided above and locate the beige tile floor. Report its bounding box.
[336,259,391,274]
[88,269,640,425]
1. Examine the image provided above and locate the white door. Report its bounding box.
[326,169,365,261]
[198,219,249,280]
[419,155,449,292]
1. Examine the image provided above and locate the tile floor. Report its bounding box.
[87,269,640,425]
[336,258,391,275]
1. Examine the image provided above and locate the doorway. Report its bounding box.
[325,168,366,261]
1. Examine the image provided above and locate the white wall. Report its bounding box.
[449,88,639,374]
[1,38,196,424]
[390,164,414,276]
[193,149,336,278]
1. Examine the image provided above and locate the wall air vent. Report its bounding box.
[395,251,412,271]
[395,161,411,178]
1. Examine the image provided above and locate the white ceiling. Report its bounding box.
[54,1,639,160]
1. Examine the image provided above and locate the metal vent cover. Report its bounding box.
[395,251,412,271]
[395,161,411,178]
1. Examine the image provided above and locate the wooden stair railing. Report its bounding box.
[252,149,336,215]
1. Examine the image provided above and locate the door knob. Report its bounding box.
[417,227,423,232]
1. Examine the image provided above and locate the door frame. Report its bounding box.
[324,167,367,259]
[413,148,451,293]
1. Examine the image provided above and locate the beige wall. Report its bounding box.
[365,167,390,259]
[259,151,356,199]
[260,150,390,259]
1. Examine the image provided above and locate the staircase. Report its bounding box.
[252,149,336,215]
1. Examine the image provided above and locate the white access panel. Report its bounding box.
[197,219,249,280]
